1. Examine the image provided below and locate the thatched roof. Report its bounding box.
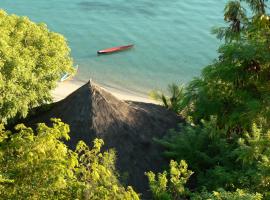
[27,80,182,196]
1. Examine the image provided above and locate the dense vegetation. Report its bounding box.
[0,10,140,199]
[148,0,270,199]
[0,10,74,124]
[185,1,270,131]
[150,84,185,114]
[0,119,139,199]
[1,0,270,199]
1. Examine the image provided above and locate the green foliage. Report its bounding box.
[212,1,247,41]
[151,1,270,199]
[244,0,267,15]
[184,0,270,132]
[150,84,185,114]
[154,120,270,198]
[146,160,193,200]
[212,0,268,41]
[75,139,139,200]
[158,119,240,191]
[146,171,171,200]
[0,119,139,199]
[146,158,261,200]
[0,10,74,124]
[192,188,263,200]
[233,124,270,197]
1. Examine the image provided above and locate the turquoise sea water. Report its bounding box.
[0,0,226,96]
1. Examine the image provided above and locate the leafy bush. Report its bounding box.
[146,160,193,200]
[146,159,262,200]
[192,189,262,200]
[158,119,240,191]
[0,119,139,199]
[158,118,270,197]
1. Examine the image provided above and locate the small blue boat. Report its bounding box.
[60,65,79,82]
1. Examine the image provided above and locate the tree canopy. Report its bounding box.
[0,119,139,199]
[185,0,270,132]
[2,0,270,199]
[148,0,270,199]
[0,10,74,124]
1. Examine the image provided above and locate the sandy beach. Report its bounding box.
[52,78,158,104]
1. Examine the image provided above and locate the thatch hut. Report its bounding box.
[27,80,181,196]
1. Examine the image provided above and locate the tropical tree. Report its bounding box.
[0,10,74,124]
[0,119,140,199]
[150,0,270,199]
[185,0,270,132]
[150,84,185,114]
[244,0,267,14]
[213,0,247,41]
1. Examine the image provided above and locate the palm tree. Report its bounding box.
[245,0,267,15]
[212,1,247,41]
[150,84,185,114]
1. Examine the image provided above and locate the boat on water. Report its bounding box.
[97,44,134,54]
[60,65,79,82]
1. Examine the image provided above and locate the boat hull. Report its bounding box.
[60,65,79,82]
[97,44,134,54]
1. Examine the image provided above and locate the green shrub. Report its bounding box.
[146,160,193,200]
[192,188,262,200]
[0,119,139,199]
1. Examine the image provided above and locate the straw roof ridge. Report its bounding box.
[27,80,182,197]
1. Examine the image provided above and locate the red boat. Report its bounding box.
[97,44,134,54]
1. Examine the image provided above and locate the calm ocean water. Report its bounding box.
[0,0,226,96]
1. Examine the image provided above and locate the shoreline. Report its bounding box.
[52,78,158,104]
